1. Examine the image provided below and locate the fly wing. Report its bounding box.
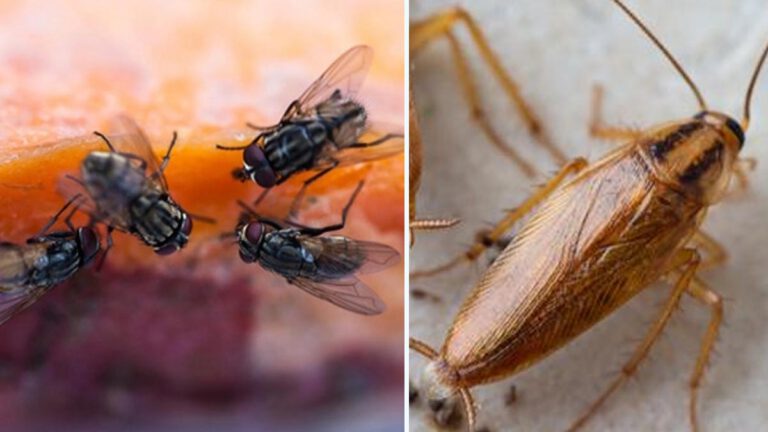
[330,131,404,168]
[57,175,134,231]
[308,236,400,275]
[293,45,373,115]
[0,285,49,326]
[106,115,169,191]
[290,276,385,315]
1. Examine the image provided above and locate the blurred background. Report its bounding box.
[0,0,404,431]
[410,0,768,431]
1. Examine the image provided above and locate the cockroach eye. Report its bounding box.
[245,223,263,245]
[181,216,193,236]
[724,117,745,149]
[154,243,179,256]
[243,145,277,187]
[78,227,100,263]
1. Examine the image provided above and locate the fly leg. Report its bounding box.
[36,194,82,236]
[95,225,114,271]
[347,133,403,148]
[157,131,178,175]
[686,277,723,432]
[93,131,148,170]
[411,157,587,278]
[589,85,644,142]
[411,7,567,177]
[290,181,363,236]
[287,160,339,220]
[566,248,701,432]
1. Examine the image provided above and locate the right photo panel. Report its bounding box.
[408,1,768,431]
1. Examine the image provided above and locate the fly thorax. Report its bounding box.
[420,360,461,426]
[640,114,742,204]
[31,238,79,285]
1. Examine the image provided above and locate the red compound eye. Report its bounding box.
[243,145,277,187]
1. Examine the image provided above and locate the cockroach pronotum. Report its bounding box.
[217,45,403,217]
[0,196,100,326]
[409,0,768,430]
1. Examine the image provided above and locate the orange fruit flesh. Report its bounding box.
[0,0,403,426]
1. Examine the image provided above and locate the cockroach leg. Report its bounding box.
[589,84,643,143]
[686,277,723,432]
[567,248,701,432]
[411,7,567,177]
[411,157,587,279]
[731,157,757,192]
[690,230,727,271]
[504,384,518,406]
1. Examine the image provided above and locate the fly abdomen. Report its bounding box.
[29,240,81,287]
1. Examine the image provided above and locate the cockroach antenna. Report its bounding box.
[612,0,708,111]
[742,39,768,131]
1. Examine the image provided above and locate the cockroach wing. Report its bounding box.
[309,237,400,276]
[0,285,48,326]
[292,45,373,116]
[289,276,386,316]
[105,115,170,191]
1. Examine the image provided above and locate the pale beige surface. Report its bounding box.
[409,1,768,431]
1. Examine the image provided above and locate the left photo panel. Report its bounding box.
[0,1,405,431]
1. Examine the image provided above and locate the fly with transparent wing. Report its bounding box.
[59,116,196,257]
[0,197,100,326]
[233,181,399,315]
[217,45,404,216]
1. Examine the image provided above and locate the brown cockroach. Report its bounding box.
[409,1,768,430]
[408,6,570,245]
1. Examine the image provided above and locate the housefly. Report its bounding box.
[234,181,399,315]
[61,116,199,257]
[217,45,404,215]
[0,196,100,325]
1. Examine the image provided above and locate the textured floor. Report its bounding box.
[409,1,768,431]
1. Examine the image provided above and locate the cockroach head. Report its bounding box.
[420,360,461,427]
[642,113,741,205]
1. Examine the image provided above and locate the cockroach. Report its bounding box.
[61,116,202,258]
[233,181,399,315]
[409,1,768,430]
[408,6,569,245]
[216,45,403,216]
[0,196,100,326]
